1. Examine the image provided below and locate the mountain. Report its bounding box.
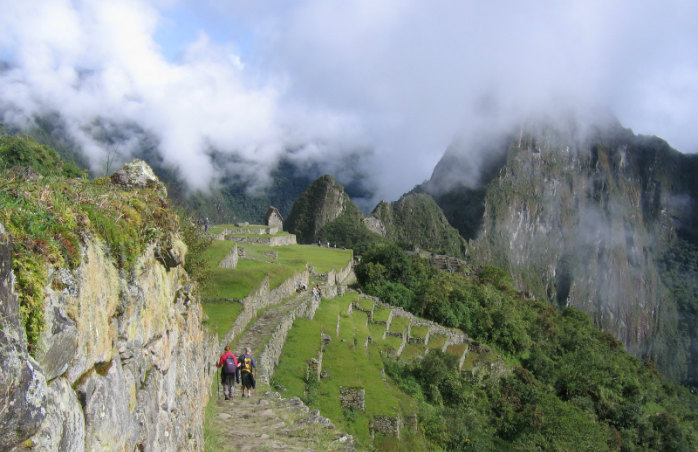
[366,193,467,257]
[418,114,698,387]
[286,175,469,257]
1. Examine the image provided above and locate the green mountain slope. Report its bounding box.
[368,193,467,257]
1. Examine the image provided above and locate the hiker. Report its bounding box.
[217,345,238,400]
[316,284,322,300]
[205,217,210,232]
[239,347,257,398]
[312,285,319,301]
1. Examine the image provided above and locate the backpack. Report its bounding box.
[223,355,237,373]
[241,355,253,373]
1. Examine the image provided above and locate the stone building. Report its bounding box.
[265,206,284,229]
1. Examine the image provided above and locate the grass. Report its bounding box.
[202,256,297,300]
[368,322,386,340]
[383,335,404,353]
[276,244,352,274]
[409,325,429,340]
[446,342,467,358]
[200,238,352,302]
[427,334,447,350]
[201,300,244,340]
[400,343,426,362]
[356,297,375,312]
[462,351,480,371]
[388,316,410,334]
[372,306,391,323]
[203,376,225,452]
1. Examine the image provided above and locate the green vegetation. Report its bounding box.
[0,134,179,348]
[1,134,85,178]
[371,193,467,257]
[654,236,698,387]
[388,316,410,334]
[201,300,244,339]
[410,325,429,340]
[356,243,698,451]
[178,209,213,288]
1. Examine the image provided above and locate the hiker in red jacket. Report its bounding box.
[217,345,238,400]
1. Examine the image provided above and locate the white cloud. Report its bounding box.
[0,0,696,203]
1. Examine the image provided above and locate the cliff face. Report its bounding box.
[423,117,698,385]
[0,162,216,452]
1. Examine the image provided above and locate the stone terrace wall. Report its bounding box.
[225,234,297,246]
[351,295,471,361]
[221,269,310,347]
[1,226,216,452]
[257,292,322,383]
[217,242,238,269]
[334,260,355,285]
[222,226,280,235]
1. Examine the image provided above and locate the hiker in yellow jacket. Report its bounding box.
[239,347,256,397]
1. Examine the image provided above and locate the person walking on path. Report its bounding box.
[239,347,257,398]
[216,345,238,400]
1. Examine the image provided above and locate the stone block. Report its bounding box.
[338,386,365,412]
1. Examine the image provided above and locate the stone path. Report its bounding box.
[209,390,354,452]
[208,288,355,452]
[233,291,313,380]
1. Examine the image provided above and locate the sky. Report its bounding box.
[1,0,696,204]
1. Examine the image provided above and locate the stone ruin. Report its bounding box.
[370,415,401,439]
[339,386,365,412]
[264,206,284,230]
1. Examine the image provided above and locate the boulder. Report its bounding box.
[110,160,167,197]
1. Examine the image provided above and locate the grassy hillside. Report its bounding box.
[272,292,430,450]
[353,244,698,451]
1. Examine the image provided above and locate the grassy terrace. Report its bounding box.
[200,227,352,338]
[388,316,410,334]
[273,293,427,450]
[371,306,391,323]
[427,333,447,350]
[201,239,352,302]
[409,325,429,340]
[355,297,374,312]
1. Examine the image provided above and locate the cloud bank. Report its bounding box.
[1,0,696,203]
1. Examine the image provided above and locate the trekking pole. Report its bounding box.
[217,366,220,400]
